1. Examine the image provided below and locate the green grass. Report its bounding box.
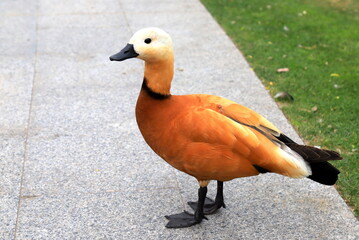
[201,0,359,216]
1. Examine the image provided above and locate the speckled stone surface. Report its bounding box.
[1,0,358,239]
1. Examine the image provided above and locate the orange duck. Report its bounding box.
[109,28,342,228]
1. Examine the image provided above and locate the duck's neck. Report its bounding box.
[143,58,174,96]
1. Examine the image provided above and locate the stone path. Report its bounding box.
[1,0,358,239]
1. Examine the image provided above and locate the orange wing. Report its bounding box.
[203,94,281,136]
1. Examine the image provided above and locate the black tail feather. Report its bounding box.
[307,162,340,185]
[276,133,296,144]
[276,134,342,185]
[286,143,342,162]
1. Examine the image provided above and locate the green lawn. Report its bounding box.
[201,0,359,216]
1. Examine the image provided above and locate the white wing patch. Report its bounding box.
[279,145,312,178]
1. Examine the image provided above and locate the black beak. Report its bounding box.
[109,43,139,61]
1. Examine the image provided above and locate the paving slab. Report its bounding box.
[27,56,137,137]
[37,0,123,15]
[0,4,36,239]
[0,14,35,133]
[21,134,177,196]
[0,138,24,240]
[0,0,36,16]
[0,0,357,239]
[0,137,25,197]
[0,58,34,137]
[16,189,185,240]
[0,15,37,57]
[0,196,19,240]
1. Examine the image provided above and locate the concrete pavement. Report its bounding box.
[1,0,358,239]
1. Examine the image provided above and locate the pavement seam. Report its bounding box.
[13,1,40,239]
[171,168,190,211]
[18,186,178,200]
[118,0,134,34]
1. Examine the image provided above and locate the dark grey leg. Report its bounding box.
[188,181,226,215]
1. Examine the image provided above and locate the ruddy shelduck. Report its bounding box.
[109,28,342,228]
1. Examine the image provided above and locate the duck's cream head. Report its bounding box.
[110,27,173,62]
[110,27,174,95]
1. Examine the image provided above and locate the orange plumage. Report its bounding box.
[110,27,342,228]
[136,92,307,181]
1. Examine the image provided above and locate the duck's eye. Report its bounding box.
[144,38,152,44]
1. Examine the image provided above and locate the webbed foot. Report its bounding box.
[165,211,207,228]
